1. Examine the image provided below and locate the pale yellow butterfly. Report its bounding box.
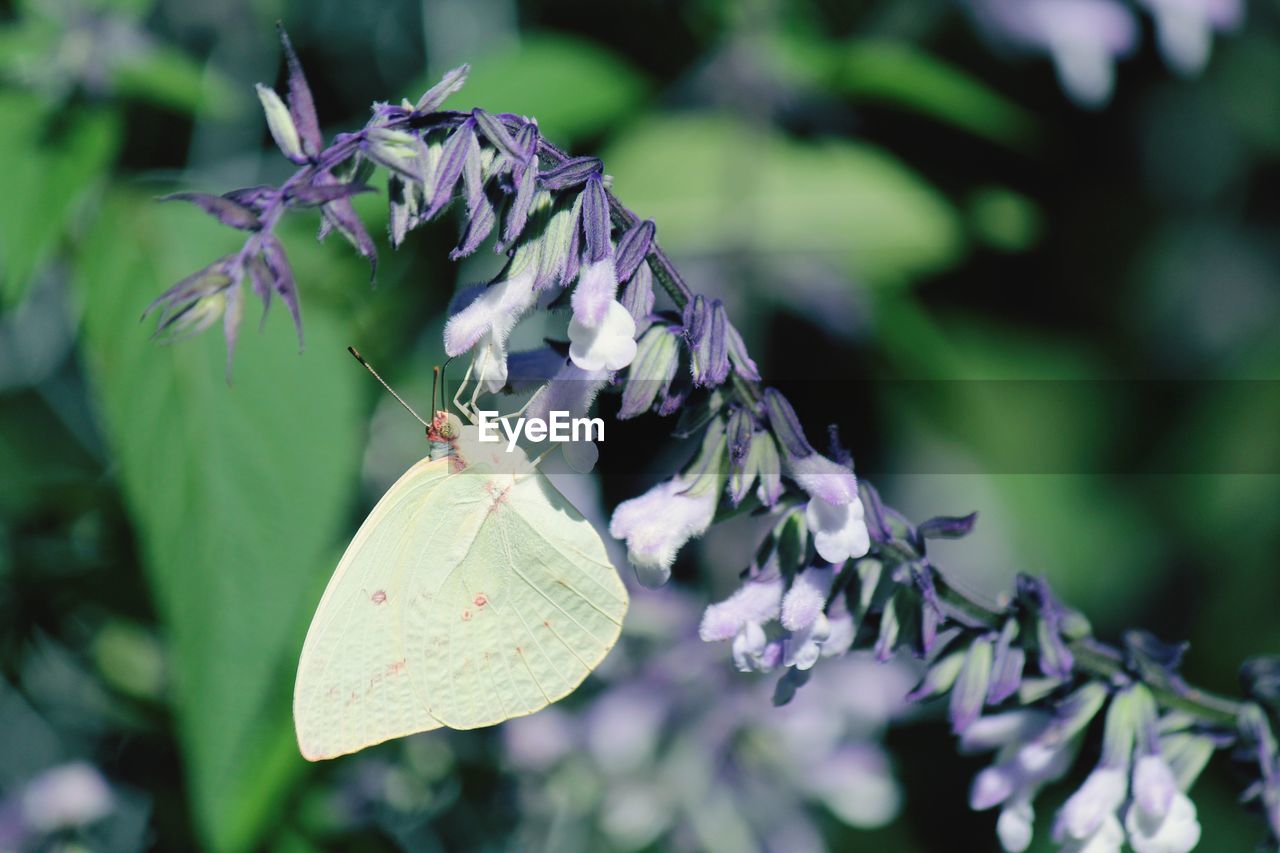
[293,352,628,761]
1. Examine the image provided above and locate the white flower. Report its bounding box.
[805,495,871,563]
[1126,789,1201,853]
[20,763,113,833]
[997,797,1035,852]
[732,621,769,671]
[1137,0,1243,76]
[1055,766,1129,843]
[1126,755,1200,853]
[820,596,856,658]
[609,477,717,586]
[569,299,637,371]
[1060,812,1125,853]
[783,612,831,670]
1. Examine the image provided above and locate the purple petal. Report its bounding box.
[987,618,1026,705]
[581,174,612,264]
[246,252,273,329]
[321,197,378,280]
[286,181,373,206]
[763,388,817,459]
[277,26,322,156]
[540,156,602,190]
[415,64,470,113]
[918,512,979,540]
[262,235,303,348]
[614,219,655,283]
[160,192,261,231]
[950,636,994,734]
[502,155,538,247]
[425,122,473,218]
[222,185,276,211]
[472,109,527,165]
[620,261,655,330]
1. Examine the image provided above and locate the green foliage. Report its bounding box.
[429,31,650,142]
[605,114,963,287]
[0,92,120,304]
[74,193,365,850]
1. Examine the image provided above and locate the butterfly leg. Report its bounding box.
[452,361,476,422]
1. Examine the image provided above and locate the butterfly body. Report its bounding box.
[293,415,628,761]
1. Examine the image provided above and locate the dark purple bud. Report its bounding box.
[725,317,760,381]
[160,192,262,231]
[425,122,473,219]
[1017,574,1074,680]
[827,424,853,468]
[657,387,686,417]
[262,235,303,349]
[683,295,730,388]
[143,256,236,336]
[415,64,469,113]
[277,25,322,157]
[472,109,527,166]
[1124,629,1190,693]
[763,388,817,460]
[581,174,612,265]
[539,156,602,190]
[727,407,753,466]
[223,185,276,211]
[772,666,811,707]
[911,564,942,655]
[287,181,374,206]
[987,618,1025,704]
[918,512,979,540]
[614,220,655,283]
[321,197,378,280]
[620,262,655,331]
[502,156,538,247]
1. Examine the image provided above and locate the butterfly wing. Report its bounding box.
[293,455,458,761]
[409,468,629,729]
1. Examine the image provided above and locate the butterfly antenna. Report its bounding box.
[347,346,430,428]
[431,365,441,415]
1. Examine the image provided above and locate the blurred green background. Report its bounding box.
[1,0,1278,850]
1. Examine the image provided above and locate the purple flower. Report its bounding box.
[1137,0,1243,76]
[970,0,1139,107]
[443,243,541,391]
[19,763,114,834]
[699,577,784,642]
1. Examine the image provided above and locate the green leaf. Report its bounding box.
[429,31,649,141]
[0,92,120,304]
[75,192,365,851]
[604,114,963,287]
[833,40,1037,148]
[112,44,240,118]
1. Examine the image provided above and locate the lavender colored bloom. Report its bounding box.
[570,174,620,327]
[780,566,834,632]
[699,577,784,642]
[609,473,716,587]
[1137,0,1243,76]
[20,762,113,833]
[443,242,541,391]
[970,0,1139,107]
[523,360,612,472]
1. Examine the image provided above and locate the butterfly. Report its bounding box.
[293,351,628,761]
